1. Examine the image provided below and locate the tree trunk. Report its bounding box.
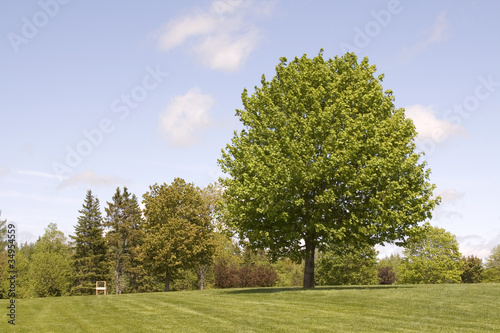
[115,248,122,294]
[165,272,170,292]
[197,265,208,291]
[115,268,121,295]
[303,241,316,289]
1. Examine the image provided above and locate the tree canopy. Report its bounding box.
[141,178,215,291]
[400,225,463,284]
[218,51,439,288]
[29,223,72,297]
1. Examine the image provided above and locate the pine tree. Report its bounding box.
[104,187,145,294]
[70,190,109,295]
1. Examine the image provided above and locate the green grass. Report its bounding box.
[1,284,499,332]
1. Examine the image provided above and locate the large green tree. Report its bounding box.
[218,51,439,288]
[105,187,145,294]
[29,223,72,297]
[70,190,109,295]
[141,178,215,291]
[400,225,463,284]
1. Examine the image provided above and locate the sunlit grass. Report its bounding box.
[1,284,499,332]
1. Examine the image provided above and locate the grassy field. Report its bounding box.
[1,284,499,332]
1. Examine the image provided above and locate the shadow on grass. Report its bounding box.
[224,285,415,294]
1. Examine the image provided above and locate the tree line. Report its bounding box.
[1,189,499,299]
[2,51,500,296]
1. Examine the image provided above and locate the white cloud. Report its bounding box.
[405,104,466,143]
[156,0,269,72]
[458,233,500,259]
[15,169,61,180]
[57,170,125,189]
[195,31,259,71]
[159,14,217,50]
[421,11,450,46]
[436,189,465,203]
[159,87,214,147]
[433,189,465,221]
[400,12,451,62]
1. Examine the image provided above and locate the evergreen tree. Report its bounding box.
[104,187,145,294]
[70,190,109,295]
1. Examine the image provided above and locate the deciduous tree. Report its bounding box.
[218,51,438,288]
[141,178,214,291]
[483,244,500,283]
[377,254,402,285]
[400,225,463,284]
[29,223,72,297]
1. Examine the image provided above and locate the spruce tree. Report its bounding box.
[71,190,109,295]
[105,187,145,294]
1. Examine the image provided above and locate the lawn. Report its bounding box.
[1,284,499,332]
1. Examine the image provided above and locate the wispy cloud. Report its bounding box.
[433,189,465,221]
[57,170,125,189]
[15,169,62,180]
[156,0,271,72]
[458,233,500,259]
[405,104,466,143]
[400,11,451,62]
[159,87,214,147]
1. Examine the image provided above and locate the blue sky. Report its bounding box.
[1,0,499,259]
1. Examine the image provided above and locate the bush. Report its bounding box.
[316,244,378,286]
[378,266,397,285]
[461,256,483,283]
[214,259,278,288]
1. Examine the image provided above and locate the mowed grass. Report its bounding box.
[1,284,499,332]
